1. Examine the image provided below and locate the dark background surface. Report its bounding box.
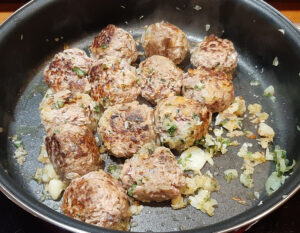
[0,191,299,233]
[0,0,299,233]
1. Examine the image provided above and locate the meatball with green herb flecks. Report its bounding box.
[44,48,94,93]
[40,89,101,134]
[61,170,131,230]
[120,143,185,202]
[98,101,158,158]
[138,55,183,104]
[90,24,138,64]
[89,56,140,108]
[154,96,211,151]
[183,67,235,113]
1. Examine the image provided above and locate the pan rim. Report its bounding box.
[0,0,299,232]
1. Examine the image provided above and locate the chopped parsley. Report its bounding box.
[167,125,177,136]
[128,183,137,197]
[192,113,198,119]
[264,93,273,98]
[107,165,117,173]
[101,44,108,49]
[73,66,86,77]
[194,84,205,91]
[102,64,108,70]
[94,105,100,114]
[53,101,65,109]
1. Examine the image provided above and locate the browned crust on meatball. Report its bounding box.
[91,24,116,49]
[61,170,131,230]
[120,144,185,202]
[90,24,138,63]
[44,48,93,93]
[183,68,235,113]
[190,35,238,73]
[98,101,158,158]
[45,125,101,182]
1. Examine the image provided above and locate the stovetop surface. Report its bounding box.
[0,191,299,233]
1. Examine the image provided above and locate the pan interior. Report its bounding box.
[1,0,299,232]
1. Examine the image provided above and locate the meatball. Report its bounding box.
[89,56,140,108]
[141,21,189,64]
[120,143,185,202]
[45,124,101,182]
[61,170,131,230]
[44,48,94,93]
[90,24,138,64]
[183,68,235,113]
[40,89,101,133]
[154,96,211,151]
[138,55,183,104]
[98,101,157,158]
[190,35,238,73]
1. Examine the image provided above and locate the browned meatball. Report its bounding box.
[45,124,101,182]
[183,68,235,113]
[154,96,211,151]
[98,101,158,158]
[89,56,140,108]
[141,21,189,64]
[190,35,238,73]
[40,89,101,133]
[138,55,183,104]
[120,143,185,202]
[90,24,138,63]
[61,170,131,230]
[44,48,94,93]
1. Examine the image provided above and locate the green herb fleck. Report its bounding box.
[94,105,100,113]
[167,125,177,136]
[107,165,117,173]
[264,93,273,98]
[102,64,108,70]
[53,101,65,109]
[177,158,182,165]
[13,140,22,148]
[73,66,86,77]
[101,44,108,49]
[184,153,192,162]
[194,84,205,91]
[128,183,137,197]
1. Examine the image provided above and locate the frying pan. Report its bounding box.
[0,0,299,232]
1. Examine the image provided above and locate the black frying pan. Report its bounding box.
[0,0,299,232]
